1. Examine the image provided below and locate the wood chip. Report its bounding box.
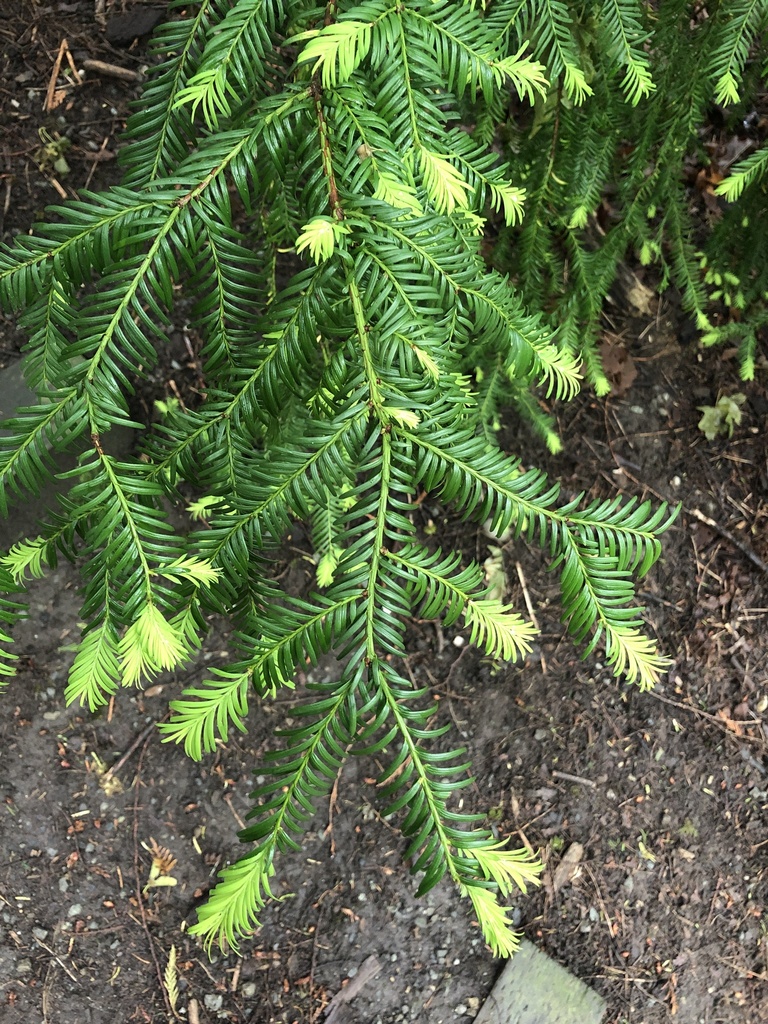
[549,842,584,895]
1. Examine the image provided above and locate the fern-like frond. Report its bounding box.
[193,675,359,950]
[0,391,82,515]
[598,0,655,105]
[310,489,348,587]
[462,884,522,958]
[119,603,193,687]
[564,115,617,230]
[556,540,669,689]
[524,0,593,103]
[373,217,581,399]
[370,662,543,954]
[418,147,474,214]
[120,0,217,183]
[387,545,538,661]
[464,598,538,662]
[297,13,379,90]
[494,46,550,103]
[0,568,25,683]
[709,0,768,106]
[467,840,544,897]
[19,278,75,391]
[190,847,277,953]
[172,0,286,129]
[564,495,678,577]
[160,669,251,759]
[1,536,50,582]
[161,585,360,758]
[715,144,768,202]
[65,619,121,711]
[401,425,673,686]
[665,190,712,331]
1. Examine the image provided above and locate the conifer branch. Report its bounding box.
[0,0,693,959]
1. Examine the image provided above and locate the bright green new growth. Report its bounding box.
[0,0,685,957]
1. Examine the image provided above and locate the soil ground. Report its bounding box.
[1,4,768,1024]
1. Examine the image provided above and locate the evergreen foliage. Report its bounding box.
[0,0,699,957]
[492,0,768,388]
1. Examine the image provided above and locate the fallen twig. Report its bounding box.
[515,560,547,673]
[104,718,161,780]
[82,59,144,83]
[688,506,768,577]
[552,769,596,789]
[44,39,67,113]
[82,135,112,191]
[132,743,174,1019]
[223,791,247,830]
[33,935,80,984]
[44,39,82,112]
[47,177,68,200]
[647,688,767,758]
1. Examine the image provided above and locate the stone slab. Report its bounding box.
[475,940,606,1024]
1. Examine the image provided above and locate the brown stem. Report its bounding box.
[312,86,344,220]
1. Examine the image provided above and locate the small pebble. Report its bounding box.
[58,878,69,893]
[454,1005,467,1016]
[32,927,48,941]
[17,959,32,975]
[204,994,223,1012]
[241,982,257,998]
[67,903,82,918]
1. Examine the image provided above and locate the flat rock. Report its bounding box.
[105,8,165,46]
[475,941,606,1024]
